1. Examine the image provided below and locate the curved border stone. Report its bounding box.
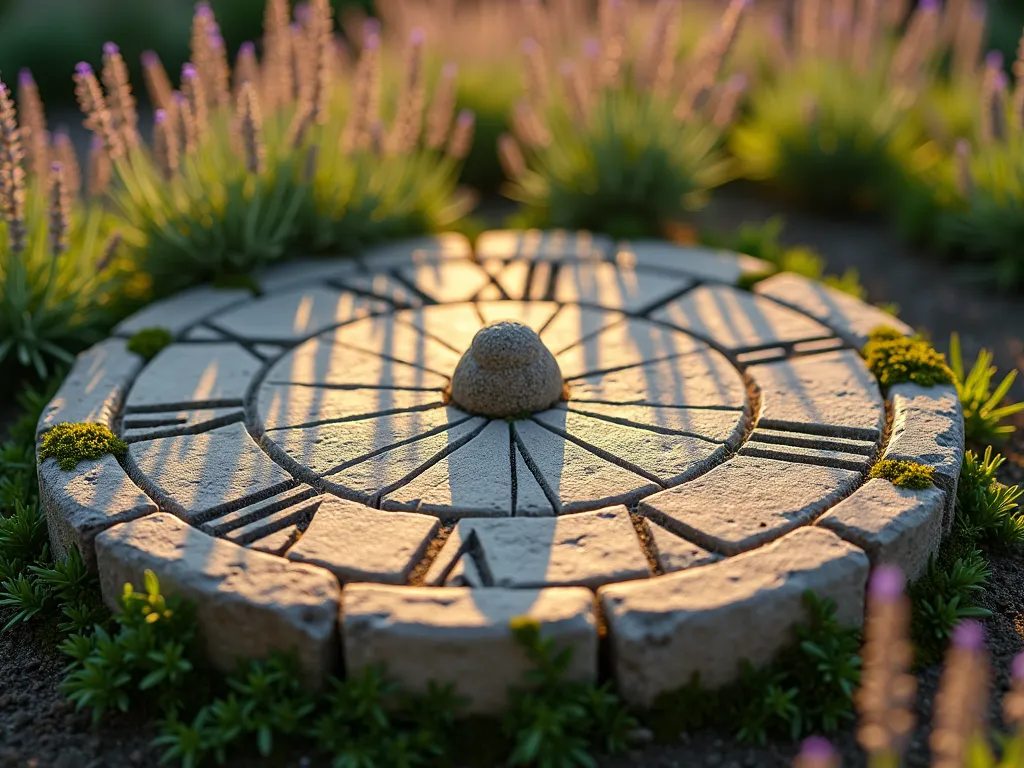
[754,272,914,349]
[883,383,965,532]
[113,286,252,338]
[95,513,341,685]
[342,584,598,714]
[615,241,772,285]
[598,527,869,707]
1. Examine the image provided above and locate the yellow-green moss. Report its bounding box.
[39,423,128,471]
[863,326,955,388]
[870,459,936,490]
[126,327,173,362]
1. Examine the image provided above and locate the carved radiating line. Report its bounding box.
[739,427,875,473]
[266,401,447,433]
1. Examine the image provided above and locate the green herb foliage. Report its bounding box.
[38,422,128,471]
[863,327,955,388]
[950,333,1024,444]
[869,459,936,490]
[127,327,173,362]
[956,447,1024,548]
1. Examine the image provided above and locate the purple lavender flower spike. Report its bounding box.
[799,736,836,760]
[195,2,213,19]
[952,620,985,652]
[1013,652,1024,681]
[290,22,302,34]
[18,69,35,87]
[181,63,198,80]
[363,18,382,37]
[410,27,425,45]
[364,32,381,50]
[522,37,540,54]
[869,564,905,601]
[294,2,310,23]
[210,32,225,50]
[919,0,939,11]
[239,41,256,57]
[141,50,159,68]
[996,71,1009,90]
[75,62,94,76]
[51,161,63,173]
[91,135,103,150]
[583,37,600,59]
[987,51,1005,70]
[154,109,167,125]
[172,91,186,105]
[456,109,474,126]
[103,42,120,57]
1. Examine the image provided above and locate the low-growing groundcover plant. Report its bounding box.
[0,70,125,383]
[869,459,935,491]
[949,332,1024,444]
[498,0,750,240]
[73,0,475,297]
[38,421,128,470]
[862,326,956,389]
[127,326,174,362]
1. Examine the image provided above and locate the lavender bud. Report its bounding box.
[869,565,905,601]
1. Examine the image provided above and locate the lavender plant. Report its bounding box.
[74,0,473,296]
[0,70,123,380]
[498,0,749,239]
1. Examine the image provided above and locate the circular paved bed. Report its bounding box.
[36,230,965,711]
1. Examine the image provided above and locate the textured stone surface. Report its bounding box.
[96,513,341,684]
[747,350,885,440]
[477,300,561,334]
[381,420,514,516]
[514,419,659,512]
[127,421,294,523]
[37,339,143,434]
[342,585,598,713]
[426,506,650,588]
[640,455,861,555]
[201,485,320,538]
[555,317,707,380]
[209,287,382,343]
[114,287,250,337]
[615,241,770,284]
[335,272,427,308]
[124,343,261,411]
[755,272,914,348]
[259,384,447,433]
[600,527,869,705]
[359,233,472,269]
[476,229,612,261]
[818,478,944,580]
[395,261,495,304]
[884,383,965,529]
[514,442,555,516]
[652,285,833,352]
[327,314,464,374]
[399,303,487,354]
[450,322,564,418]
[644,519,721,573]
[39,455,157,570]
[254,258,362,294]
[287,496,438,583]
[121,408,244,442]
[553,262,694,314]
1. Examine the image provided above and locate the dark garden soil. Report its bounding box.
[2,190,1023,767]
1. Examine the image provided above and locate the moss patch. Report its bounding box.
[863,326,955,388]
[39,423,128,471]
[869,458,935,490]
[126,327,173,362]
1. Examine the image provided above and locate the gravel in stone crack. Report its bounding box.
[449,321,564,418]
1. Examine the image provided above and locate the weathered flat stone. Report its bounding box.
[262,408,467,476]
[555,317,707,380]
[755,272,913,349]
[426,506,650,588]
[253,257,362,294]
[335,272,426,307]
[615,241,770,284]
[96,513,341,685]
[327,315,463,374]
[745,428,877,455]
[121,407,244,442]
[539,304,622,355]
[514,442,555,517]
[342,585,598,714]
[739,432,874,473]
[127,421,294,524]
[258,384,447,432]
[599,527,869,705]
[490,260,536,300]
[644,519,721,573]
[652,285,833,352]
[324,417,487,504]
[124,343,261,411]
[224,501,318,546]
[640,455,861,555]
[477,300,561,334]
[476,229,612,261]
[183,325,230,341]
[818,478,944,580]
[248,525,300,555]
[513,420,659,513]
[567,349,747,410]
[748,350,885,440]
[287,496,438,583]
[359,233,472,269]
[558,402,746,447]
[394,261,494,304]
[398,304,485,355]
[533,410,730,487]
[381,421,514,517]
[883,383,965,529]
[39,455,157,570]
[209,287,383,343]
[553,262,694,314]
[114,287,250,337]
[202,486,320,537]
[37,339,143,435]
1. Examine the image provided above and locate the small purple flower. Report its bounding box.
[154,109,167,125]
[410,27,425,45]
[456,109,474,126]
[18,68,34,87]
[952,620,985,652]
[364,32,380,51]
[869,565,905,601]
[294,2,310,24]
[141,50,159,68]
[90,135,103,150]
[522,38,540,54]
[103,42,120,56]
[799,736,836,760]
[987,51,1005,70]
[919,0,939,10]
[195,2,213,19]
[996,71,1009,90]
[239,41,256,57]
[583,37,600,59]
[1013,652,1024,681]
[172,91,186,105]
[363,18,381,37]
[181,63,198,80]
[75,62,93,76]
[290,21,302,34]
[209,32,225,50]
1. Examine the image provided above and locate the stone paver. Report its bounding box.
[514,442,556,517]
[747,349,885,441]
[342,585,598,714]
[476,229,612,261]
[652,285,834,352]
[883,383,965,529]
[127,421,294,523]
[327,314,464,374]
[114,286,251,337]
[755,272,914,349]
[818,478,945,580]
[555,317,707,380]
[644,519,722,573]
[553,262,694,314]
[359,234,472,269]
[615,241,771,284]
[335,272,426,308]
[209,287,384,344]
[201,485,320,538]
[121,407,244,443]
[398,303,486,354]
[258,384,447,432]
[254,258,362,294]
[394,261,495,305]
[425,506,650,588]
[640,455,861,555]
[287,496,438,584]
[96,513,340,685]
[124,343,262,411]
[600,527,869,705]
[557,402,747,446]
[37,339,143,434]
[39,455,157,570]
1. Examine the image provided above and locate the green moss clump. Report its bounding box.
[39,423,128,471]
[863,326,955,388]
[126,327,173,362]
[870,459,935,490]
